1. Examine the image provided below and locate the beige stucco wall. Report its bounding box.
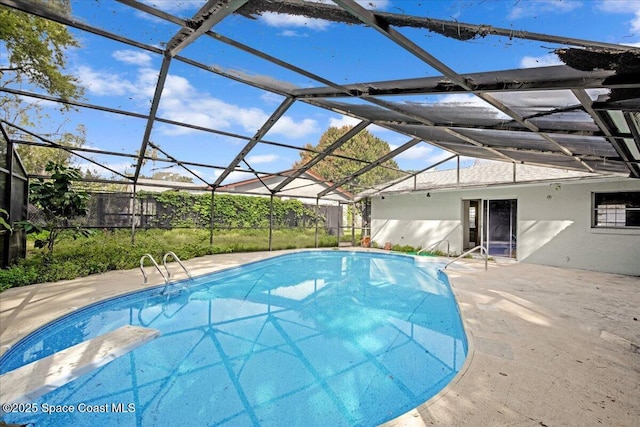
[371,177,640,275]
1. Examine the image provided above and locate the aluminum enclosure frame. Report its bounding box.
[0,0,638,206]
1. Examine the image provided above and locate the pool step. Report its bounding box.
[0,325,160,407]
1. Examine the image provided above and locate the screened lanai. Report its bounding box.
[1,5,640,423]
[1,0,639,219]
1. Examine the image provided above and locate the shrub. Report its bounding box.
[391,244,416,253]
[0,265,39,291]
[0,227,338,291]
[19,162,90,253]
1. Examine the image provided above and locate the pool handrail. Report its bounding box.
[140,254,168,285]
[443,244,488,271]
[417,239,450,256]
[162,251,193,281]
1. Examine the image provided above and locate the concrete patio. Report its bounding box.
[1,249,638,426]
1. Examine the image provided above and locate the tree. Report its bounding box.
[1,1,85,174]
[294,126,405,239]
[22,161,89,253]
[293,126,404,193]
[16,123,87,175]
[0,1,82,101]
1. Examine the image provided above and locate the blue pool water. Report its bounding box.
[1,251,467,426]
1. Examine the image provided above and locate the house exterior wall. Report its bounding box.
[371,177,640,276]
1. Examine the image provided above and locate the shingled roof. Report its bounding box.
[366,160,603,195]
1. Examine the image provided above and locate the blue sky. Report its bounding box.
[7,0,640,185]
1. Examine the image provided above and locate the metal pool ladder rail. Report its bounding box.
[443,245,488,271]
[162,251,193,281]
[140,254,168,285]
[140,252,193,294]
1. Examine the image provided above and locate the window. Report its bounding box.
[593,192,640,228]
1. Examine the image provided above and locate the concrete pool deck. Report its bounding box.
[1,248,638,426]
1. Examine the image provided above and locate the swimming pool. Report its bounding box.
[0,250,468,426]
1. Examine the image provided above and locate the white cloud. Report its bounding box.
[191,168,206,179]
[520,54,562,68]
[159,99,263,135]
[596,0,640,34]
[368,123,392,134]
[329,115,360,128]
[260,92,284,105]
[112,50,153,67]
[629,12,640,31]
[161,73,194,99]
[396,145,434,160]
[235,107,272,132]
[131,1,204,24]
[280,30,308,37]
[271,117,319,138]
[246,154,279,164]
[136,68,162,98]
[508,0,582,20]
[260,0,391,30]
[156,74,318,138]
[261,12,330,30]
[76,65,138,96]
[596,0,638,13]
[77,64,318,139]
[20,96,59,109]
[214,170,255,185]
[139,0,202,14]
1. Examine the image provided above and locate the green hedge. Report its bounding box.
[141,191,322,229]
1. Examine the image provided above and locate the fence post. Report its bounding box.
[351,202,355,247]
[337,202,341,248]
[130,184,137,245]
[209,189,215,246]
[315,197,319,248]
[268,193,274,251]
[2,134,14,267]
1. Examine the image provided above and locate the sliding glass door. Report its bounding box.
[483,199,517,258]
